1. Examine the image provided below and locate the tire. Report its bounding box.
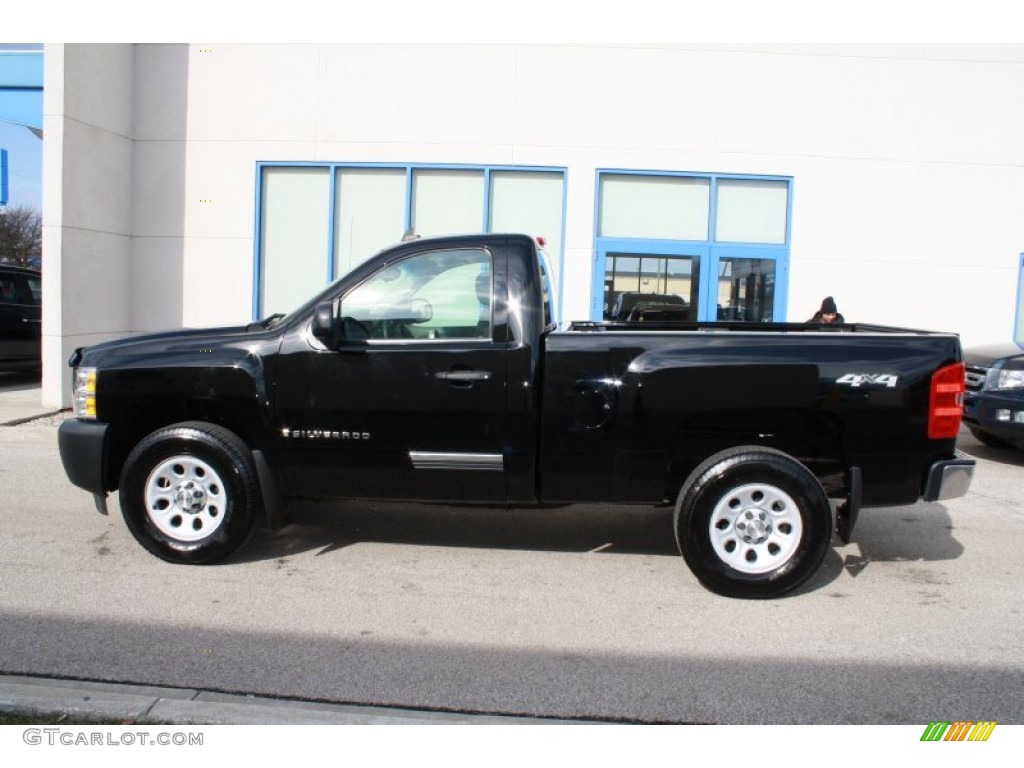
[119,421,262,564]
[967,426,1013,450]
[673,447,833,599]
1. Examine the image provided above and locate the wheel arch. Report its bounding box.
[103,399,261,493]
[665,407,849,501]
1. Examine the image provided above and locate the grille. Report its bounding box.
[964,366,988,392]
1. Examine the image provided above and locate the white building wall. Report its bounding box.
[42,43,135,407]
[45,43,1024,403]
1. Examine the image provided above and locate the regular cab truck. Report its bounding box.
[58,233,975,598]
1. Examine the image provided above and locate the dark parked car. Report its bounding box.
[0,265,42,371]
[963,342,1024,449]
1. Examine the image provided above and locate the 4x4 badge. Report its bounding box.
[836,373,899,388]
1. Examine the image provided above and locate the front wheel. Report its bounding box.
[674,447,833,599]
[119,422,262,564]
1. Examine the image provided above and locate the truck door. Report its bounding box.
[274,245,509,502]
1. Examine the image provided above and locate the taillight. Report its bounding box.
[929,362,965,439]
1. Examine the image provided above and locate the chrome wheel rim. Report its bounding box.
[709,483,803,574]
[144,456,227,541]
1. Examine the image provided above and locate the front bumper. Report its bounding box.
[58,419,110,496]
[963,389,1024,443]
[922,451,975,502]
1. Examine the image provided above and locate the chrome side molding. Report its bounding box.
[409,452,504,471]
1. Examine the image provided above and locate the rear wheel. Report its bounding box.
[119,422,262,564]
[674,447,833,599]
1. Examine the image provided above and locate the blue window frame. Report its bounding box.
[592,170,793,322]
[1016,252,1024,346]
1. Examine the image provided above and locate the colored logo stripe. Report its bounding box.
[920,721,996,742]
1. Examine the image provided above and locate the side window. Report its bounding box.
[342,248,492,341]
[25,277,42,304]
[0,277,17,304]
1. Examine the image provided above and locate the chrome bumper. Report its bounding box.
[922,451,975,502]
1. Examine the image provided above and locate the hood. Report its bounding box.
[73,324,262,368]
[964,342,1024,368]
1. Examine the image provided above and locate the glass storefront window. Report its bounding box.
[256,164,565,319]
[715,179,789,245]
[260,167,330,316]
[412,169,485,237]
[489,170,564,290]
[716,257,775,322]
[595,171,791,323]
[603,253,697,321]
[598,175,709,240]
[334,168,406,279]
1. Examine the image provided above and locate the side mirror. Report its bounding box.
[408,298,432,324]
[311,302,336,346]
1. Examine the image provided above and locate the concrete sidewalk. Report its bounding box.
[0,373,58,426]
[0,674,579,725]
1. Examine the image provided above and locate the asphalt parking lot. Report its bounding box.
[0,373,1021,724]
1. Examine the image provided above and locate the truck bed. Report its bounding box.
[540,321,963,507]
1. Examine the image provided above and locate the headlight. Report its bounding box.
[73,367,98,419]
[989,367,1024,391]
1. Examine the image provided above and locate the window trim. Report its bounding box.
[1016,252,1024,347]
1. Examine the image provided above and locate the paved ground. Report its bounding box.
[0,673,574,724]
[0,375,1021,725]
[0,371,55,425]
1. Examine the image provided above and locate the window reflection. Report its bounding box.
[602,253,697,321]
[716,258,775,322]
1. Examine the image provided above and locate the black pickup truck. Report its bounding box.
[57,233,974,598]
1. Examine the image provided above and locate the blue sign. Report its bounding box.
[1,148,8,205]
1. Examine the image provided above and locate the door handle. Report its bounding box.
[435,370,491,382]
[22,318,42,324]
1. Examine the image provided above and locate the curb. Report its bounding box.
[0,410,61,427]
[0,674,584,725]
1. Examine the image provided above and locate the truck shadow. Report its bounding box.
[241,497,966,598]
[243,500,681,562]
[803,503,965,595]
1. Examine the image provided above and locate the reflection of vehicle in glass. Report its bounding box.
[58,234,974,600]
[963,343,1024,449]
[0,265,42,371]
[627,304,690,322]
[609,291,686,321]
